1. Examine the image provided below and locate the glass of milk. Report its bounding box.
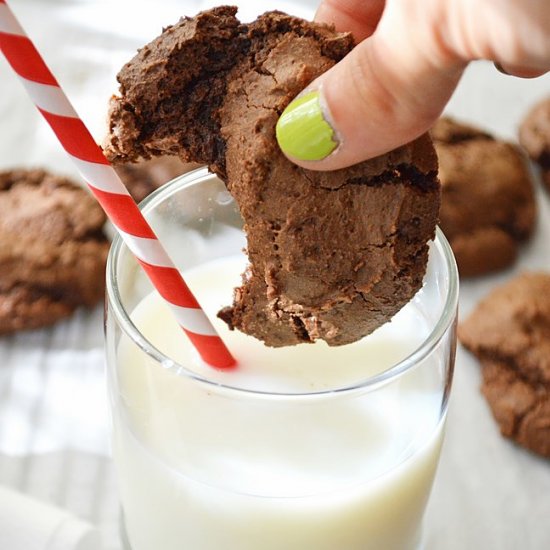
[106,168,458,550]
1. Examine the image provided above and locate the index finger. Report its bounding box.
[315,0,386,42]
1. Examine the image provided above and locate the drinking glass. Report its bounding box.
[105,168,458,550]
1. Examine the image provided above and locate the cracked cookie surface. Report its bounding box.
[104,6,441,347]
[0,169,109,334]
[459,272,550,457]
[432,117,536,277]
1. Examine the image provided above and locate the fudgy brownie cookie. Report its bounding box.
[0,169,109,334]
[104,6,440,347]
[459,273,550,458]
[115,156,197,203]
[519,96,550,191]
[432,117,536,277]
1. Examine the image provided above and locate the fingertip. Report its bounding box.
[494,62,547,79]
[277,13,463,172]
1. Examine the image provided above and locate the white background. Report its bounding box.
[0,1,549,548]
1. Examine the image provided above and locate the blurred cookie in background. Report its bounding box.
[432,117,536,277]
[519,96,550,191]
[0,169,109,334]
[115,156,198,203]
[459,272,550,458]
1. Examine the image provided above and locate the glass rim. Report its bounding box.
[106,167,459,399]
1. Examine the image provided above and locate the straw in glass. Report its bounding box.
[0,0,236,369]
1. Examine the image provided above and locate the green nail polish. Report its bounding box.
[276,91,338,161]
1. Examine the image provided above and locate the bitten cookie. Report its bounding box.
[432,117,536,277]
[115,156,197,203]
[104,6,440,347]
[0,169,109,334]
[459,272,550,458]
[519,96,550,191]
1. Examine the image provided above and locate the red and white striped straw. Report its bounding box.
[0,0,236,369]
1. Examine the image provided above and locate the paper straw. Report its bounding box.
[0,0,236,369]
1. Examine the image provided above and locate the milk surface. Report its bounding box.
[113,256,445,550]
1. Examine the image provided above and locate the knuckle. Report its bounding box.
[347,47,397,119]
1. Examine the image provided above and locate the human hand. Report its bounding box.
[276,0,550,170]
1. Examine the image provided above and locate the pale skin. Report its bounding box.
[288,0,550,170]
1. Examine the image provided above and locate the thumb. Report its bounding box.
[276,5,465,170]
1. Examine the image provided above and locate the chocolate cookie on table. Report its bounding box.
[519,96,550,191]
[104,6,441,348]
[432,117,536,277]
[115,156,198,203]
[0,169,109,334]
[459,273,550,458]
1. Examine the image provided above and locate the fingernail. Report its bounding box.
[276,90,338,161]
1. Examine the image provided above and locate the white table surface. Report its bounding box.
[1,1,549,549]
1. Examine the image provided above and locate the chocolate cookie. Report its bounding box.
[0,169,109,334]
[115,156,197,203]
[519,96,550,191]
[104,6,440,347]
[432,117,536,277]
[459,273,550,457]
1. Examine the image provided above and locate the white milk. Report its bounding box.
[113,257,445,550]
